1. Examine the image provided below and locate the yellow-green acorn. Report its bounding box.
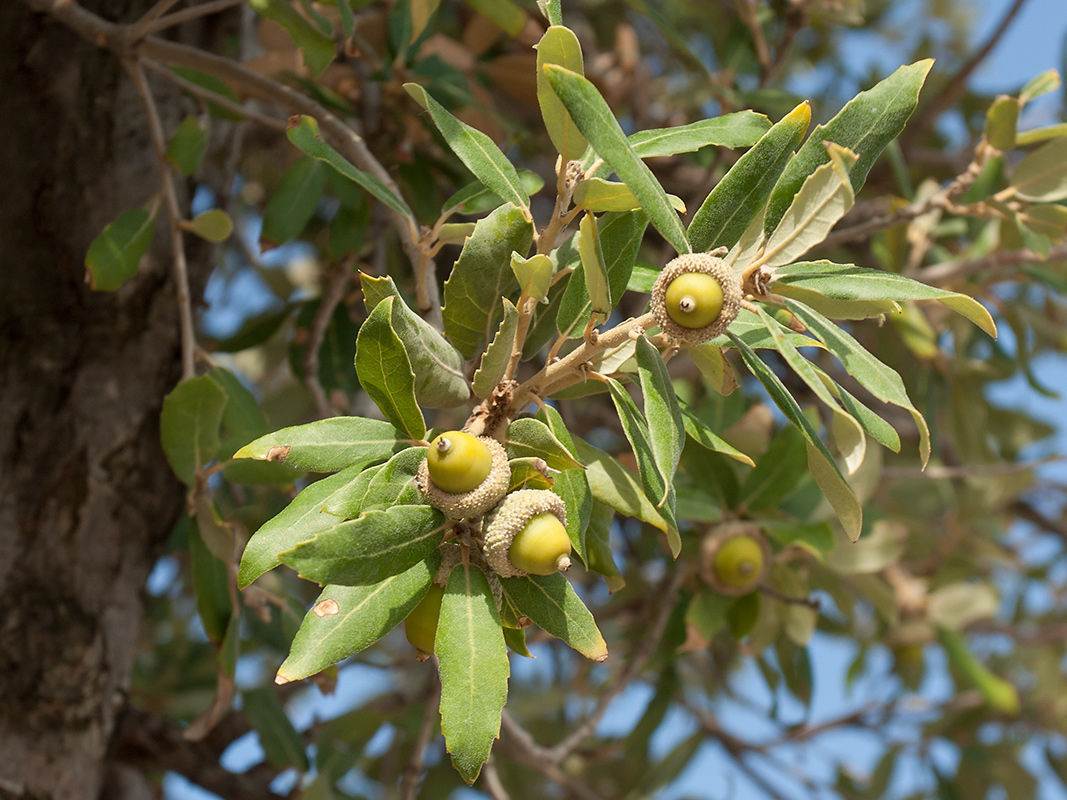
[483,489,570,578]
[404,583,444,661]
[416,432,510,519]
[651,251,741,344]
[699,521,771,596]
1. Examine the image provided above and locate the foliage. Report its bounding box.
[70,0,1067,797]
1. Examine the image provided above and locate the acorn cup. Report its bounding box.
[651,251,742,344]
[699,521,772,596]
[482,489,571,578]
[416,431,510,519]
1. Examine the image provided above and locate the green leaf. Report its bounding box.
[161,375,227,485]
[277,555,439,682]
[287,116,413,217]
[683,342,738,395]
[634,336,684,505]
[234,417,408,472]
[937,628,1020,714]
[760,520,833,554]
[500,573,607,661]
[360,447,429,510]
[443,203,533,359]
[762,144,857,268]
[242,688,310,770]
[712,307,823,351]
[557,211,648,337]
[166,115,208,176]
[462,0,525,35]
[1020,69,1061,104]
[321,463,384,519]
[188,209,233,243]
[472,299,519,399]
[783,299,932,467]
[739,424,807,510]
[189,517,231,643]
[771,261,996,337]
[405,83,530,209]
[360,273,469,407]
[510,252,554,303]
[355,297,426,441]
[536,0,562,26]
[210,366,270,459]
[578,212,611,318]
[604,377,679,553]
[503,626,532,657]
[409,0,441,42]
[239,464,373,588]
[984,95,1020,151]
[281,505,446,585]
[85,206,157,291]
[504,417,583,470]
[678,400,753,466]
[572,178,685,214]
[1011,136,1067,202]
[536,26,588,163]
[543,64,690,254]
[536,405,593,561]
[688,102,811,253]
[728,332,862,540]
[441,170,544,216]
[765,60,933,233]
[248,0,335,76]
[261,157,326,249]
[576,440,673,546]
[627,112,772,158]
[812,364,901,453]
[1015,122,1067,146]
[437,562,509,784]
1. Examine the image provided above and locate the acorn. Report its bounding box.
[404,583,444,661]
[416,432,510,519]
[651,251,741,344]
[483,489,571,578]
[699,521,771,596]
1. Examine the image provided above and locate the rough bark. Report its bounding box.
[0,2,203,797]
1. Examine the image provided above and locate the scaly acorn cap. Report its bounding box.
[651,251,742,344]
[416,436,510,519]
[699,521,772,596]
[482,489,568,578]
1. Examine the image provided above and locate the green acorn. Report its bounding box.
[699,521,771,596]
[483,489,571,578]
[417,432,510,519]
[651,251,741,344]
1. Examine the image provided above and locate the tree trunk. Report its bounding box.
[0,3,202,797]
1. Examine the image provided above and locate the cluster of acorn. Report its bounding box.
[404,430,572,656]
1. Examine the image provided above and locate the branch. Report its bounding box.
[142,0,245,35]
[398,675,441,800]
[919,242,1067,285]
[126,59,197,380]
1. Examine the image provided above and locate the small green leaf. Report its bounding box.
[360,447,428,510]
[1015,122,1067,146]
[762,144,857,268]
[634,336,684,505]
[536,405,592,560]
[85,206,157,291]
[536,0,562,26]
[287,116,413,217]
[463,0,525,34]
[161,375,227,485]
[409,0,441,42]
[322,463,384,520]
[188,209,233,243]
[360,273,469,407]
[510,252,554,303]
[239,464,373,588]
[604,377,679,553]
[1011,136,1067,202]
[771,261,996,337]
[437,562,509,784]
[189,517,231,643]
[765,60,934,233]
[405,83,529,209]
[678,400,753,466]
[1020,69,1061,104]
[578,212,611,318]
[234,417,408,473]
[500,573,608,661]
[503,626,532,657]
[783,299,932,467]
[683,343,739,396]
[443,203,533,359]
[248,0,335,76]
[536,26,588,163]
[277,555,439,682]
[688,102,811,253]
[441,171,544,216]
[504,417,583,470]
[242,688,310,770]
[572,178,685,213]
[937,628,1020,714]
[472,299,519,399]
[729,332,862,541]
[281,505,446,585]
[985,95,1020,151]
[544,64,690,254]
[739,425,808,510]
[576,440,674,546]
[626,112,772,159]
[166,115,208,176]
[355,297,426,441]
[712,307,824,351]
[261,157,326,249]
